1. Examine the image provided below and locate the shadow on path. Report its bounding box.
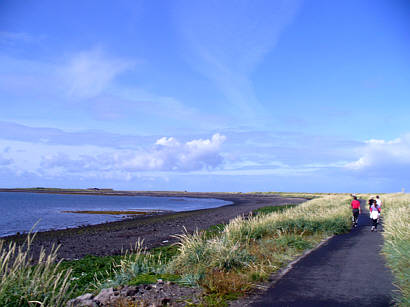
[250,200,395,307]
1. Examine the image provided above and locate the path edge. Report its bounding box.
[230,234,335,307]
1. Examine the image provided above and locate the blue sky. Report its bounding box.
[0,0,409,192]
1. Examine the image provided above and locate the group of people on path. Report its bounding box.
[350,195,382,231]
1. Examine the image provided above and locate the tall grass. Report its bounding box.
[93,239,172,289]
[91,196,351,304]
[169,195,351,295]
[0,233,73,307]
[380,193,410,306]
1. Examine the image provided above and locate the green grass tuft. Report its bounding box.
[253,204,298,215]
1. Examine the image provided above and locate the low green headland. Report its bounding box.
[0,187,190,196]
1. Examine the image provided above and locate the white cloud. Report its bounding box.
[346,134,410,176]
[116,133,227,171]
[61,48,135,99]
[0,134,226,179]
[155,137,180,147]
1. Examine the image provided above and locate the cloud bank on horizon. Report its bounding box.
[1,121,410,192]
[347,135,410,176]
[0,0,409,192]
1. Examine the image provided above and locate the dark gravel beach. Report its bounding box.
[3,191,307,260]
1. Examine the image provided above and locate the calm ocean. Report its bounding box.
[0,192,231,237]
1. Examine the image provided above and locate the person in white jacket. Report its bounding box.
[369,199,381,232]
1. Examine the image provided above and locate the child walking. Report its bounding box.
[369,199,381,232]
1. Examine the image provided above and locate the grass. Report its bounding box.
[93,240,182,290]
[0,233,73,307]
[253,204,298,215]
[60,254,120,298]
[245,191,341,199]
[379,193,410,306]
[0,236,180,306]
[59,244,180,298]
[168,195,351,304]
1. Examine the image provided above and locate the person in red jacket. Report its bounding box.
[351,196,361,228]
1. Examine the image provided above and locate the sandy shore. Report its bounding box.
[3,191,307,260]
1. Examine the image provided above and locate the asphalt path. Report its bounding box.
[250,200,395,307]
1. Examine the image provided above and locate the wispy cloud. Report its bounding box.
[60,48,135,99]
[0,154,12,166]
[0,121,156,148]
[0,54,58,98]
[0,31,34,45]
[174,0,302,119]
[0,47,135,102]
[103,88,226,129]
[0,51,218,129]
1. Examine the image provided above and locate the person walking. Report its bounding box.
[375,195,382,208]
[375,195,382,223]
[369,199,381,232]
[368,196,374,210]
[351,196,361,228]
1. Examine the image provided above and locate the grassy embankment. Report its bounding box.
[378,193,410,306]
[0,194,351,306]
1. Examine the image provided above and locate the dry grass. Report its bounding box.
[379,193,410,306]
[0,233,73,307]
[202,269,251,295]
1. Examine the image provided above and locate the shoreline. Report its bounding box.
[0,189,233,238]
[2,191,307,261]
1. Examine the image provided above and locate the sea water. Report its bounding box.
[0,192,231,237]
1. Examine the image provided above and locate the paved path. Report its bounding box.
[251,200,395,307]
